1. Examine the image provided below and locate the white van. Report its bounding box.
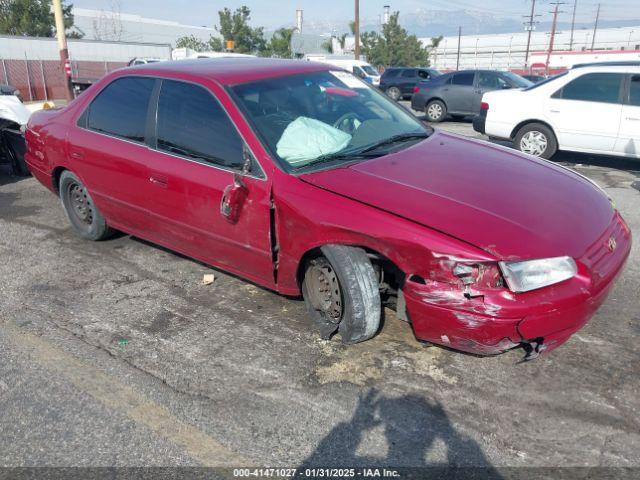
[306,56,380,86]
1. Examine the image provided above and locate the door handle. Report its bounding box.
[626,117,640,121]
[149,173,168,188]
[549,109,561,113]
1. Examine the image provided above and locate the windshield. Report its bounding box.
[501,72,533,88]
[230,70,428,171]
[361,64,379,76]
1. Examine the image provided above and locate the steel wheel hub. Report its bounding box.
[520,131,548,156]
[69,183,94,225]
[427,103,442,119]
[306,259,343,323]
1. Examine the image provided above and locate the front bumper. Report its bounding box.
[402,213,631,357]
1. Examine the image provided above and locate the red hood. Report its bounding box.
[300,131,614,260]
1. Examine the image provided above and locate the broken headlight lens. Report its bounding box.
[499,256,577,293]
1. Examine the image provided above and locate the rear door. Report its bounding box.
[68,76,157,234]
[140,78,275,287]
[445,72,476,114]
[545,72,624,152]
[398,69,417,95]
[614,74,640,157]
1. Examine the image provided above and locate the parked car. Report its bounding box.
[308,57,381,86]
[522,74,547,83]
[380,67,441,101]
[127,57,162,66]
[1,83,23,102]
[25,58,631,360]
[0,93,31,175]
[474,63,640,159]
[412,70,533,122]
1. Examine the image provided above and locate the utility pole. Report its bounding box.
[354,0,360,60]
[569,0,578,50]
[52,0,73,101]
[523,0,540,69]
[591,4,601,51]
[456,26,462,70]
[545,2,565,76]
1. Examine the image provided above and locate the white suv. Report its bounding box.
[473,63,640,159]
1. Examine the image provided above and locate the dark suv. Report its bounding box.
[380,67,441,101]
[411,70,532,122]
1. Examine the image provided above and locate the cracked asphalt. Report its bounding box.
[0,120,639,473]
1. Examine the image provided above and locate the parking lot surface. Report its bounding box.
[1,120,639,471]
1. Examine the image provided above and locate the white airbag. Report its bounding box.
[276,116,351,165]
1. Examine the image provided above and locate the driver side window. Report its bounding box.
[155,80,245,170]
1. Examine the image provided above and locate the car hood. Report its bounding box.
[300,131,614,260]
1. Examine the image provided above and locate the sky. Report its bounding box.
[70,0,638,31]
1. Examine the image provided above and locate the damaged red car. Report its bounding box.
[25,59,631,360]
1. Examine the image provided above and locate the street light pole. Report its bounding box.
[52,0,73,101]
[354,0,360,60]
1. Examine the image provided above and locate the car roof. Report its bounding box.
[569,64,640,73]
[124,57,334,85]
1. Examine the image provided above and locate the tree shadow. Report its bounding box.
[297,388,502,477]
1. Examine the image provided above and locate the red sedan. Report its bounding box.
[25,58,631,360]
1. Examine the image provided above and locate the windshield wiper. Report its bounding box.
[294,150,381,170]
[359,132,429,154]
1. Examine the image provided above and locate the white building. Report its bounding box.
[426,25,640,71]
[70,8,220,46]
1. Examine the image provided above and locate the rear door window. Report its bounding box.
[451,72,475,86]
[155,79,244,170]
[417,70,431,79]
[87,76,155,142]
[401,69,417,78]
[554,73,624,104]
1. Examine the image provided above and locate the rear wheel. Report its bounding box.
[514,123,558,159]
[425,100,446,122]
[386,86,401,101]
[302,245,381,344]
[59,170,114,241]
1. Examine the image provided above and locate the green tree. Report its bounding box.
[0,0,81,38]
[175,34,208,51]
[217,6,265,54]
[263,27,294,58]
[360,12,427,68]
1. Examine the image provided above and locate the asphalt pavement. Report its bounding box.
[1,119,639,475]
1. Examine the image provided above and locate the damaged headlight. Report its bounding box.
[499,256,577,293]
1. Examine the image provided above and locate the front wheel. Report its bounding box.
[302,245,381,344]
[59,170,114,241]
[514,123,558,159]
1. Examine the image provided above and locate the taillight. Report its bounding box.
[480,102,489,111]
[413,86,420,94]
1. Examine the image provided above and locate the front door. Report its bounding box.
[141,78,275,288]
[614,74,640,158]
[545,72,624,152]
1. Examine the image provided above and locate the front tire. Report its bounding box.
[425,100,447,122]
[59,170,113,241]
[514,123,558,159]
[302,245,381,344]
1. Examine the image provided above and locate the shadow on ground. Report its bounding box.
[296,388,502,474]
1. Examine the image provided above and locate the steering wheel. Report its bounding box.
[333,113,361,134]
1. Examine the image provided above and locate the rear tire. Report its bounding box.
[386,86,401,101]
[59,170,114,241]
[302,245,381,344]
[514,123,558,159]
[425,100,447,122]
